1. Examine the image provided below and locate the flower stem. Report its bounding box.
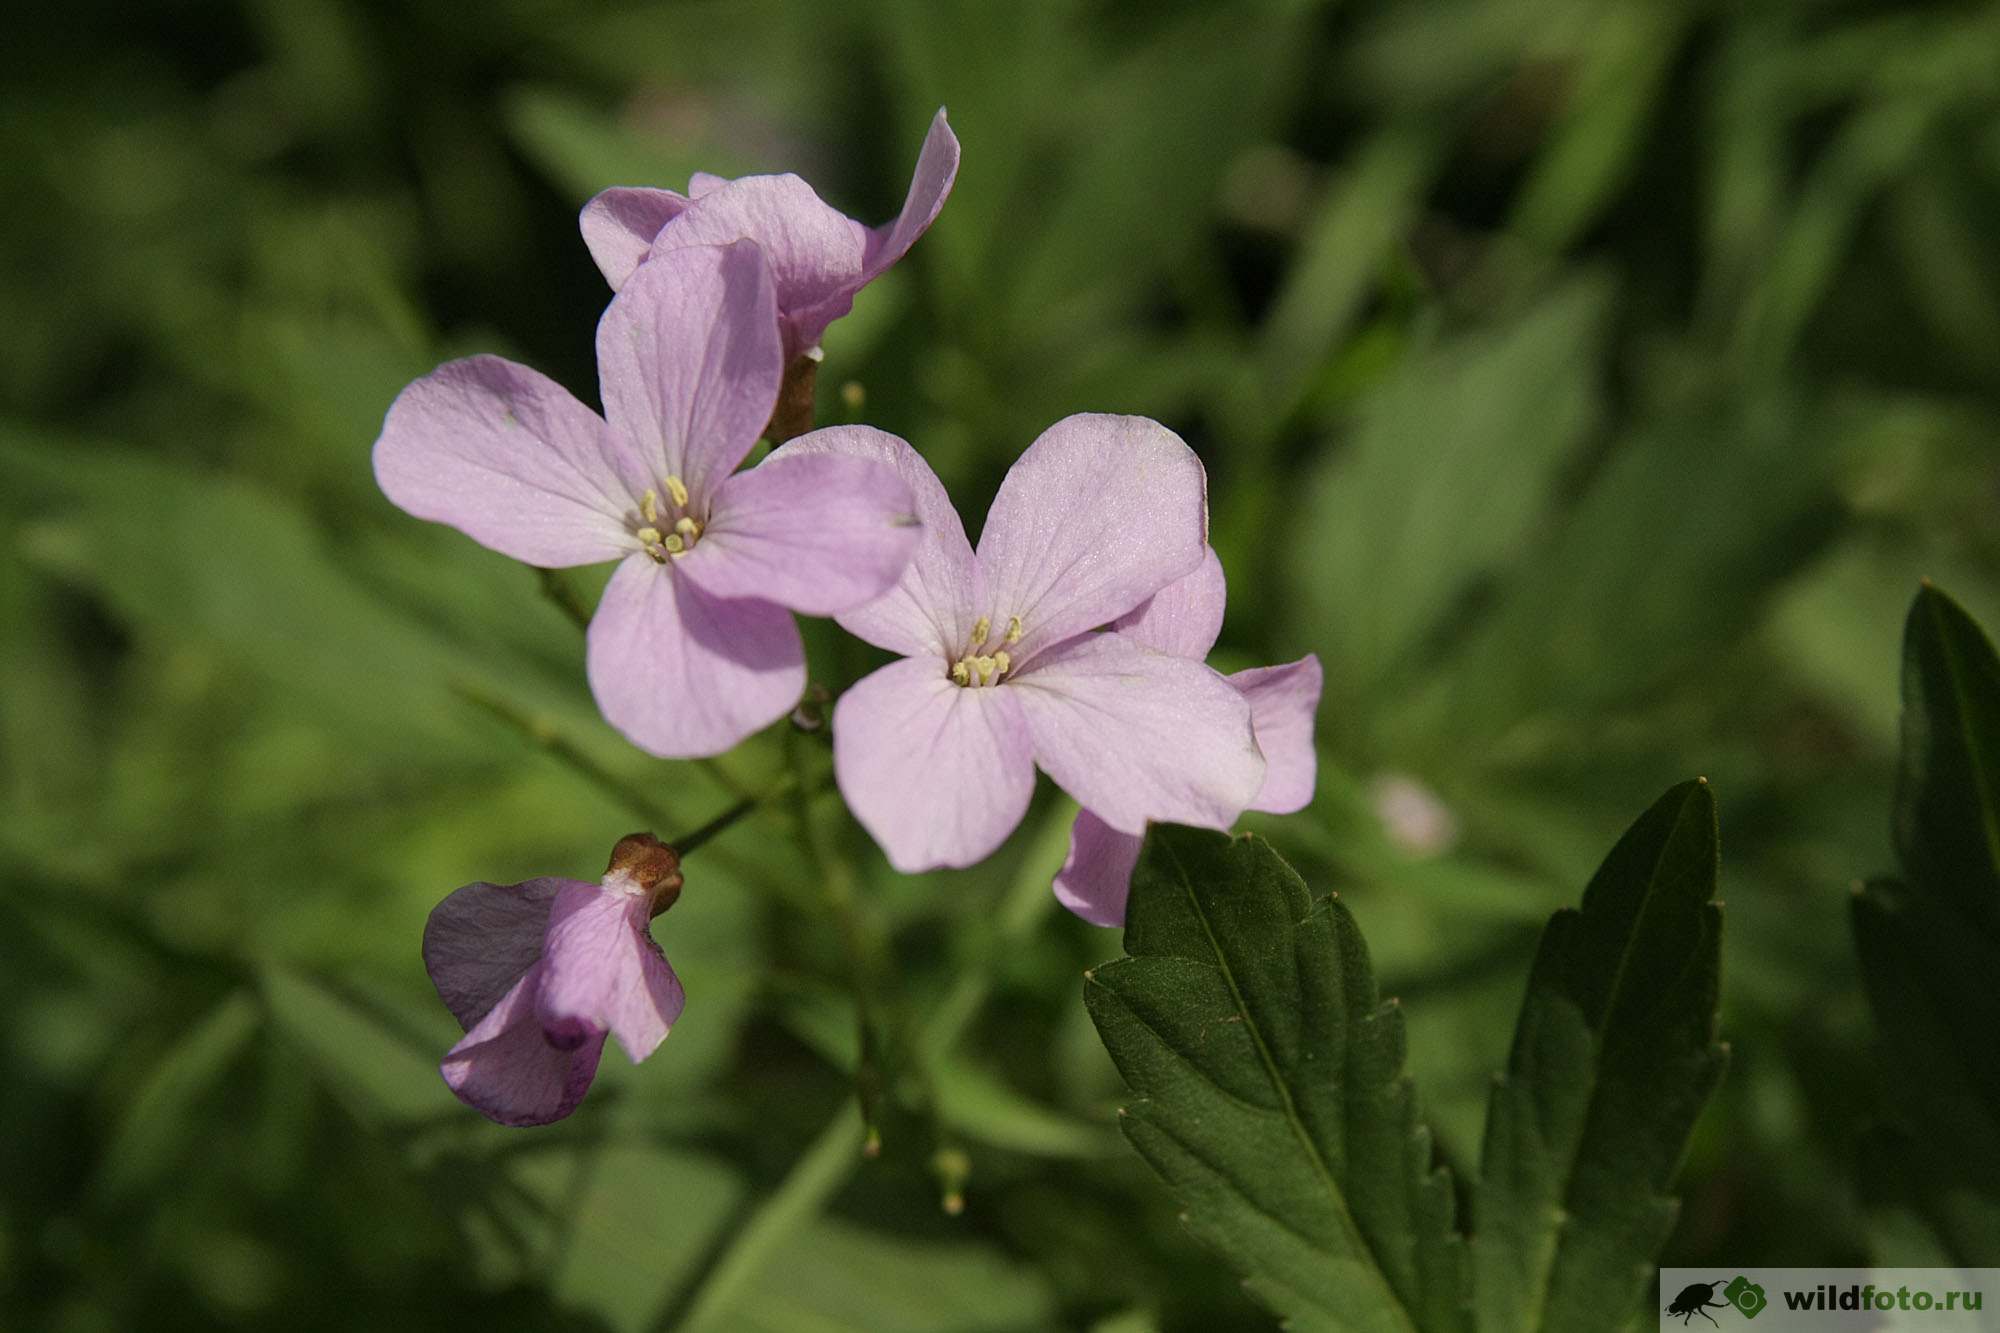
[785,727,888,1154]
[452,678,672,828]
[672,776,794,859]
[533,567,595,632]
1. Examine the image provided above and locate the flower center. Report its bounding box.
[948,614,1024,688]
[634,476,703,562]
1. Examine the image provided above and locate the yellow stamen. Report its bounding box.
[1005,616,1023,645]
[950,661,971,686]
[663,475,689,508]
[663,533,686,554]
[992,650,1010,677]
[674,516,701,540]
[641,489,659,524]
[969,615,990,647]
[636,525,664,546]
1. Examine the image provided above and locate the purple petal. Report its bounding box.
[580,187,693,291]
[861,109,961,280]
[679,449,919,615]
[688,171,728,198]
[587,554,806,759]
[1052,810,1143,928]
[423,877,574,1030]
[440,965,606,1127]
[832,656,1035,872]
[536,882,685,1064]
[975,415,1209,664]
[1232,655,1323,815]
[651,175,869,358]
[1009,634,1263,836]
[595,240,784,507]
[1112,547,1226,659]
[779,427,985,658]
[373,356,641,567]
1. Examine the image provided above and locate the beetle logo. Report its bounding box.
[1666,1279,1732,1325]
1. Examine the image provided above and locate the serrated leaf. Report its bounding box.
[1893,584,2000,935]
[1472,780,1727,1333]
[1085,825,1470,1333]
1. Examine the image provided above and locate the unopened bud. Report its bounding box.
[606,832,683,913]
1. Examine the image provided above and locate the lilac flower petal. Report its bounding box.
[1112,547,1227,659]
[833,656,1036,872]
[975,414,1209,663]
[774,427,983,655]
[680,450,919,615]
[861,109,961,280]
[595,240,785,506]
[423,877,574,1030]
[441,966,606,1127]
[1052,810,1143,928]
[1010,634,1263,836]
[1232,655,1323,815]
[580,187,693,290]
[587,554,806,759]
[536,883,685,1064]
[373,356,641,567]
[653,175,869,357]
[688,171,728,198]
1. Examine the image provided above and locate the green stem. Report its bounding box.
[786,728,887,1155]
[665,1103,866,1333]
[674,776,794,858]
[533,567,594,632]
[452,679,673,828]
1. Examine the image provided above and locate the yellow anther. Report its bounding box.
[663,533,686,554]
[969,615,990,647]
[1005,616,1023,645]
[992,650,1010,677]
[636,525,664,546]
[950,661,971,686]
[663,475,690,508]
[674,516,701,540]
[641,489,659,524]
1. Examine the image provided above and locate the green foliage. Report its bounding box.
[3,0,1999,1327]
[1851,588,2000,1263]
[1088,787,1724,1332]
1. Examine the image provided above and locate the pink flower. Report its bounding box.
[373,241,920,758]
[579,109,960,360]
[424,835,686,1127]
[1052,549,1323,925]
[788,417,1268,873]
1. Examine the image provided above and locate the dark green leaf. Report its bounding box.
[1893,583,2000,935]
[1472,780,1727,1333]
[1085,825,1470,1333]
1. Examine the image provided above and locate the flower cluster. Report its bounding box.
[374,113,1320,1125]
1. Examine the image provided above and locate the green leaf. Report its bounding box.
[1471,780,1726,1333]
[1893,583,2000,935]
[93,991,261,1203]
[1085,825,1469,1333]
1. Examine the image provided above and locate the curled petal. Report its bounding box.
[587,554,806,759]
[833,656,1036,872]
[1112,547,1227,659]
[423,877,573,1030]
[1232,655,1323,815]
[1009,634,1262,836]
[778,427,984,656]
[650,174,868,357]
[1052,810,1143,928]
[580,187,693,290]
[862,108,961,280]
[536,883,685,1064]
[976,415,1208,664]
[681,450,919,615]
[595,240,784,506]
[441,966,606,1127]
[373,356,640,567]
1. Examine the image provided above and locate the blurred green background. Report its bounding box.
[5,0,1999,1328]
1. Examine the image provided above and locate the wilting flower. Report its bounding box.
[579,109,960,361]
[424,834,687,1126]
[1051,549,1323,926]
[786,416,1267,873]
[373,241,920,758]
